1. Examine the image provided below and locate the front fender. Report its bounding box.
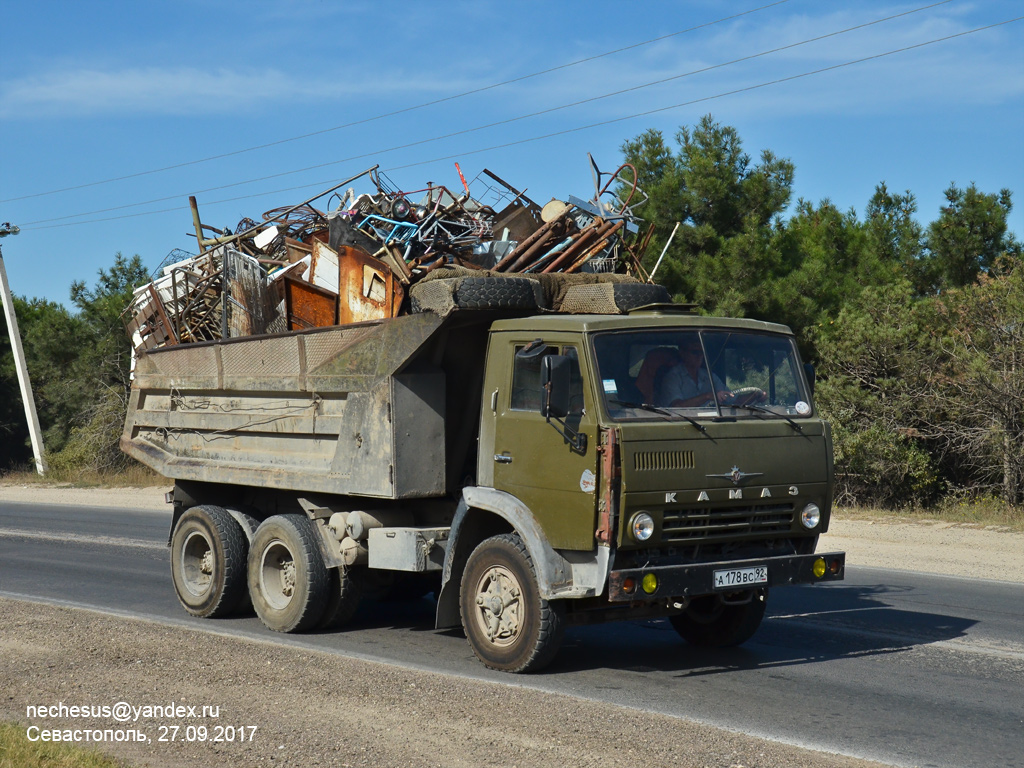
[435,487,610,629]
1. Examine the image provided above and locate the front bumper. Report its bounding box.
[607,551,845,602]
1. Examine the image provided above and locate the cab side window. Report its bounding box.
[510,345,584,415]
[510,347,554,411]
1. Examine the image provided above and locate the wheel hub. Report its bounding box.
[278,555,296,597]
[180,530,214,597]
[473,566,522,644]
[260,540,298,610]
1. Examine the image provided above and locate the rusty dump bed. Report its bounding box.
[121,312,465,499]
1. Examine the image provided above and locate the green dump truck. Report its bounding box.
[121,290,844,673]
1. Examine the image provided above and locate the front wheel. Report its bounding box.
[459,533,564,673]
[170,505,249,618]
[248,515,330,633]
[670,589,768,647]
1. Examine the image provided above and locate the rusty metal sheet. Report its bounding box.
[283,275,338,330]
[337,246,403,324]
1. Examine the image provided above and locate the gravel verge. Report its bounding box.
[0,484,169,512]
[1,598,890,768]
[821,516,1024,583]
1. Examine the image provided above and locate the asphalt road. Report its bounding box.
[2,501,1022,768]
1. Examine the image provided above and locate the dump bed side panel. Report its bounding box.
[121,312,447,497]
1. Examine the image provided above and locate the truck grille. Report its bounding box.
[633,450,694,471]
[662,503,794,542]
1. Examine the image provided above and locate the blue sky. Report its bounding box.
[1,0,1021,305]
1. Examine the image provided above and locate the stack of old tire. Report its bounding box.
[409,266,670,316]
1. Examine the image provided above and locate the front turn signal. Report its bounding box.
[812,558,827,578]
[641,573,659,594]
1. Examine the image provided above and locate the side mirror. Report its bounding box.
[804,363,816,397]
[539,355,586,454]
[541,355,571,419]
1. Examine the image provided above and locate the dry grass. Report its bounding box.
[835,499,1024,533]
[0,722,130,768]
[0,464,167,489]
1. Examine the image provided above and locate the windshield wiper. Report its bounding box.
[608,399,708,434]
[730,403,803,433]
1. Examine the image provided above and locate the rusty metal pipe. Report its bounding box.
[494,205,574,272]
[540,229,600,274]
[541,219,612,273]
[518,231,581,273]
[566,219,625,273]
[503,213,577,273]
[503,227,569,273]
[493,218,557,272]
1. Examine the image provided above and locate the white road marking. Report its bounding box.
[0,527,165,550]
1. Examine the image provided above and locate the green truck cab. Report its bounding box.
[122,302,844,673]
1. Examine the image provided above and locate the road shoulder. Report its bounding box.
[1,597,891,768]
[821,516,1024,583]
[0,484,169,511]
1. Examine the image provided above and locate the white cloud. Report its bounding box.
[1,67,297,118]
[469,3,1023,125]
[0,64,479,120]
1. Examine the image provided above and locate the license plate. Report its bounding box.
[713,566,768,589]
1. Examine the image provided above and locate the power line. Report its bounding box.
[26,15,1022,233]
[22,0,953,228]
[1,0,792,205]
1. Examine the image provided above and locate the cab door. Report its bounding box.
[485,336,599,551]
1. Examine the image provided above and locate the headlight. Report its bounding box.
[800,503,821,530]
[631,512,655,542]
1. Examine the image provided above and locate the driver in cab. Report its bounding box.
[656,341,733,408]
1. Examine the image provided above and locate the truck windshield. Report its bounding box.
[591,329,812,422]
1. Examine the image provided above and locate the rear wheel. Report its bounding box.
[459,534,564,673]
[248,515,330,633]
[318,566,363,630]
[670,589,768,647]
[170,505,249,618]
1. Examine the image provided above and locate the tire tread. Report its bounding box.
[248,515,330,633]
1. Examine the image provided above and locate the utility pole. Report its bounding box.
[0,222,47,475]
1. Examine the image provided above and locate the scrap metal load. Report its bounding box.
[124,160,668,355]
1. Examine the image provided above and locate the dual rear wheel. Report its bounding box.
[168,511,565,670]
[170,509,360,632]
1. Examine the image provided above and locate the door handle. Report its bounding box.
[493,454,513,464]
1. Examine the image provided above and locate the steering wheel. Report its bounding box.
[730,387,767,406]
